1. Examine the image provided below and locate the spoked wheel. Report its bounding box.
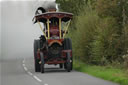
[66,52,72,72]
[40,52,45,73]
[34,40,40,72]
[59,64,63,69]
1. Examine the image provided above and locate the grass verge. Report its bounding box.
[73,60,128,85]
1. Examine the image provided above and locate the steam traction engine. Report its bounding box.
[33,7,73,73]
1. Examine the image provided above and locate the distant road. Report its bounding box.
[1,57,119,85]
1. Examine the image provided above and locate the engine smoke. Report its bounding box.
[34,0,56,12]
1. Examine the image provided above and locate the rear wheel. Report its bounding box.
[40,52,44,73]
[64,63,67,69]
[66,52,71,72]
[34,40,40,72]
[34,58,40,72]
[63,38,73,71]
[59,64,63,68]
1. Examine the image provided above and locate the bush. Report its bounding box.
[91,17,122,64]
[69,6,124,64]
[66,0,128,66]
[69,6,100,62]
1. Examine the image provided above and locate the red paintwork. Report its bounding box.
[47,39,64,46]
[48,39,64,43]
[34,12,73,64]
[37,51,40,59]
[46,60,66,64]
[35,12,73,20]
[37,49,72,64]
[45,50,72,64]
[49,25,59,37]
[61,50,72,58]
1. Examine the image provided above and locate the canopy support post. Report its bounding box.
[47,19,50,39]
[63,20,71,38]
[37,21,47,39]
[59,18,62,39]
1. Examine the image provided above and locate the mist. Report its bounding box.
[1,0,56,59]
[0,2,1,57]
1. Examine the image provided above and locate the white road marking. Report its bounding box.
[23,59,25,64]
[27,71,33,76]
[22,59,48,84]
[44,84,48,85]
[33,75,42,82]
[24,67,28,71]
[22,64,25,67]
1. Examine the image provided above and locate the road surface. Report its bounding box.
[1,57,119,85]
[1,1,119,85]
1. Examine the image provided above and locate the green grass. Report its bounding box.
[73,60,128,85]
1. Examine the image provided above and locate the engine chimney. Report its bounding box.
[48,8,56,12]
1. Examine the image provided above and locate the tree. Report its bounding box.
[91,17,121,64]
[96,0,122,28]
[56,0,86,15]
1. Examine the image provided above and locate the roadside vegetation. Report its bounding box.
[74,60,128,85]
[56,0,128,85]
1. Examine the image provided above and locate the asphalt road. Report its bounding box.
[1,57,119,85]
[1,1,119,85]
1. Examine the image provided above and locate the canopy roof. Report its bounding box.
[34,12,73,23]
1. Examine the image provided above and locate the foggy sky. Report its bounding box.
[1,0,56,59]
[0,2,1,57]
